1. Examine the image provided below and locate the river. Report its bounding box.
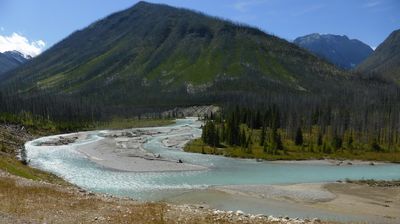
[25,118,400,223]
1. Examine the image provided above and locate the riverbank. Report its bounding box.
[0,120,222,224]
[3,165,398,224]
[4,170,325,224]
[77,130,207,172]
[31,123,207,172]
[185,138,400,163]
[7,118,400,223]
[165,182,400,223]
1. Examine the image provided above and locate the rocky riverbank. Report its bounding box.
[0,170,329,224]
[35,135,79,146]
[28,122,207,172]
[345,179,400,187]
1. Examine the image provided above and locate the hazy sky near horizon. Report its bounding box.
[0,0,399,56]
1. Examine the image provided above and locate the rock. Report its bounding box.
[312,218,321,223]
[37,136,78,146]
[268,216,281,222]
[235,210,244,216]
[125,132,134,137]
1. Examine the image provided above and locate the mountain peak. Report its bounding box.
[132,1,155,8]
[131,1,173,11]
[294,33,373,69]
[0,50,30,76]
[1,2,346,107]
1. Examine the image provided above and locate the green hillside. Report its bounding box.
[357,29,400,83]
[0,1,348,107]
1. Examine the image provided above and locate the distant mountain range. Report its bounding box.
[0,1,349,107]
[0,51,30,76]
[356,29,400,82]
[294,33,373,70]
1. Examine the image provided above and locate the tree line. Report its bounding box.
[201,82,400,154]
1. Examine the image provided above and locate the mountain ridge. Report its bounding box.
[294,33,373,70]
[0,50,30,76]
[356,29,400,82]
[1,1,348,107]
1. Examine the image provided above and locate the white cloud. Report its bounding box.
[0,32,45,57]
[364,1,381,8]
[233,0,269,12]
[292,4,325,17]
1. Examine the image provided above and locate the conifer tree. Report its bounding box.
[295,127,303,146]
[260,125,266,146]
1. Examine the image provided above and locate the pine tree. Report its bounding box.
[317,133,323,146]
[201,121,220,147]
[276,132,283,150]
[260,125,266,146]
[267,128,283,151]
[295,127,303,146]
[370,138,381,152]
[347,133,354,149]
[240,128,247,148]
[263,142,269,154]
[332,134,342,151]
[246,133,252,153]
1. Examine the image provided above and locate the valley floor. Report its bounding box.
[0,123,281,224]
[1,121,400,223]
[214,182,400,223]
[2,168,399,224]
[1,170,288,224]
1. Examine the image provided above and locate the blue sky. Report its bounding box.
[0,0,399,56]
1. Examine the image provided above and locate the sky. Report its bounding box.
[0,0,399,56]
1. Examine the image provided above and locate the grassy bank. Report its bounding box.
[0,175,169,224]
[0,154,68,185]
[0,115,174,181]
[93,118,174,130]
[185,138,400,162]
[0,112,174,134]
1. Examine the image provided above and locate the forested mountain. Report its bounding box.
[0,51,29,76]
[356,29,400,82]
[294,33,373,69]
[0,1,349,107]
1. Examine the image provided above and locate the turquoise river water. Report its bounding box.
[25,118,400,223]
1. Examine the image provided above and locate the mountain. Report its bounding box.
[356,29,400,82]
[294,33,373,70]
[0,51,30,76]
[1,1,348,108]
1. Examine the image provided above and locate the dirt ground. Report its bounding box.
[319,183,400,221]
[0,170,332,224]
